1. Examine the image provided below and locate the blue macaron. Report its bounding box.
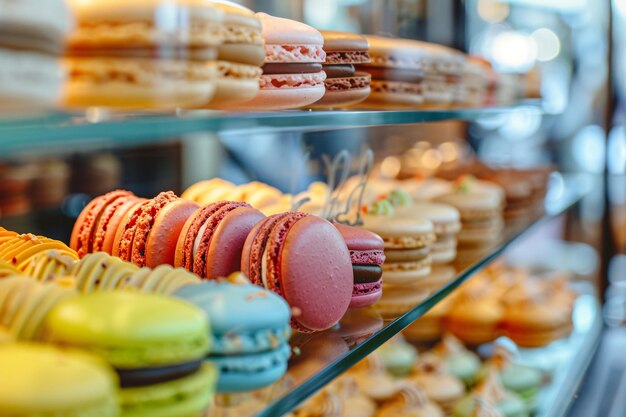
[175,279,292,393]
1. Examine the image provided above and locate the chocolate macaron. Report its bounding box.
[311,31,371,108]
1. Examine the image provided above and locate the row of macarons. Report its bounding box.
[291,334,544,417]
[0,231,295,394]
[4,0,517,111]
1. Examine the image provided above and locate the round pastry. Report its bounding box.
[234,13,327,110]
[0,277,76,341]
[376,385,444,417]
[44,291,217,417]
[206,0,263,106]
[363,201,436,285]
[334,223,385,308]
[22,249,77,282]
[0,343,119,417]
[0,233,78,272]
[182,178,236,205]
[434,334,481,387]
[64,0,221,108]
[378,335,418,377]
[355,36,427,108]
[241,212,353,332]
[435,177,505,246]
[504,297,572,348]
[175,275,292,393]
[124,264,201,295]
[311,31,371,108]
[110,191,199,268]
[453,371,528,417]
[175,200,265,279]
[0,0,71,108]
[447,292,504,345]
[0,259,20,278]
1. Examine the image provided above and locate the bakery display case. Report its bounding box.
[0,1,616,417]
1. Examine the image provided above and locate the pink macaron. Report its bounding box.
[175,201,265,279]
[334,223,385,309]
[241,212,353,332]
[233,13,326,110]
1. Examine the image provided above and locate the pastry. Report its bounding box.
[386,189,461,264]
[334,223,385,308]
[176,273,291,392]
[453,370,528,417]
[378,335,418,377]
[419,265,457,294]
[45,291,217,417]
[434,334,481,387]
[447,290,504,345]
[409,353,466,412]
[0,259,20,278]
[235,13,327,110]
[419,43,465,108]
[0,233,78,271]
[350,354,409,402]
[22,249,76,282]
[65,0,221,108]
[175,201,265,279]
[113,191,200,268]
[356,36,426,108]
[0,343,119,416]
[435,176,504,246]
[363,200,436,285]
[241,212,353,332]
[0,277,76,341]
[0,0,71,108]
[375,385,444,417]
[207,0,264,106]
[182,178,235,205]
[311,31,371,108]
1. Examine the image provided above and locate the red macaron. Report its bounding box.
[241,212,353,333]
[70,190,135,258]
[113,191,199,268]
[175,201,265,279]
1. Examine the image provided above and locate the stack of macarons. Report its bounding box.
[0,0,72,109]
[0,231,78,271]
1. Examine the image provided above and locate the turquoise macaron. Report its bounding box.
[175,278,292,393]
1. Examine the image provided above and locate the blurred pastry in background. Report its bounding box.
[71,153,121,196]
[0,0,72,109]
[30,159,70,209]
[0,163,36,217]
[409,352,466,412]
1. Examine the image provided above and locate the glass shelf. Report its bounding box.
[201,174,591,417]
[0,101,543,157]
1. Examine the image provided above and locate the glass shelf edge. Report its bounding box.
[0,101,544,157]
[253,174,588,417]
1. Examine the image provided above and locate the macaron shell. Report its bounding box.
[92,194,136,253]
[112,199,148,260]
[234,85,326,110]
[311,84,371,109]
[256,12,323,46]
[101,198,146,255]
[278,216,353,332]
[350,280,383,309]
[205,206,265,279]
[146,199,199,268]
[130,192,178,267]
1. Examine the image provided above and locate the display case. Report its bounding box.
[0,1,612,417]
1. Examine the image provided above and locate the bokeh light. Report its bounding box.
[531,28,561,61]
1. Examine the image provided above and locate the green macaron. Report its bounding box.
[44,291,216,417]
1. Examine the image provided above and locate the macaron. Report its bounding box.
[0,0,71,109]
[175,201,265,279]
[181,178,236,205]
[356,36,425,108]
[378,335,418,377]
[376,386,444,417]
[234,13,327,110]
[0,277,76,341]
[503,297,572,348]
[44,291,217,417]
[334,223,385,308]
[0,343,119,417]
[447,292,504,346]
[434,334,481,387]
[112,191,200,268]
[175,274,292,392]
[0,233,78,271]
[206,1,264,106]
[311,31,372,108]
[362,200,436,285]
[65,0,221,108]
[435,176,505,246]
[453,370,528,417]
[374,281,430,320]
[241,212,353,332]
[0,259,20,278]
[403,293,456,342]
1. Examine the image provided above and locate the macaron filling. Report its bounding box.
[116,360,202,388]
[353,264,383,284]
